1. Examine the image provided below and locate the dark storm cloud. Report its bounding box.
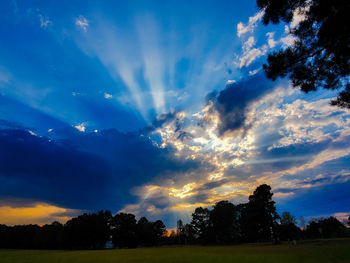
[50,210,85,218]
[0,126,200,212]
[0,129,111,210]
[151,111,177,128]
[141,110,193,142]
[0,197,40,208]
[277,180,350,218]
[141,111,178,134]
[197,179,230,191]
[210,74,274,135]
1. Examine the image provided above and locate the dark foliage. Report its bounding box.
[0,224,40,249]
[257,0,350,108]
[210,201,240,243]
[63,210,112,249]
[305,217,348,238]
[279,223,302,241]
[33,221,64,249]
[242,184,280,242]
[110,213,166,248]
[137,217,166,246]
[0,185,348,249]
[111,213,138,248]
[187,185,280,245]
[278,211,302,241]
[190,207,212,244]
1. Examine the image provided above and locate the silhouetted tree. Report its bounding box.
[183,223,196,244]
[280,212,296,225]
[190,207,212,244]
[0,224,40,248]
[321,217,347,238]
[165,230,178,245]
[137,217,152,246]
[176,219,186,244]
[304,219,322,238]
[243,184,280,242]
[33,221,63,249]
[257,0,350,108]
[136,217,166,246]
[153,220,166,243]
[111,213,138,248]
[305,217,347,238]
[279,212,301,241]
[210,200,240,243]
[63,210,112,249]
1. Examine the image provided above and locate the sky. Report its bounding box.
[0,0,349,227]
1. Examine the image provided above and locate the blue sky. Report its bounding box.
[0,0,349,227]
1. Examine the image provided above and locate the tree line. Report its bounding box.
[0,211,165,249]
[0,184,349,249]
[174,184,349,245]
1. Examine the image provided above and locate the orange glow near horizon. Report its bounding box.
[0,203,79,226]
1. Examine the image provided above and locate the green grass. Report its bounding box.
[1,239,350,263]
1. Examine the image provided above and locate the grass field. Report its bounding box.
[1,239,350,263]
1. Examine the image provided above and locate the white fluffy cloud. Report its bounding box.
[75,16,89,32]
[237,11,264,37]
[290,5,309,29]
[119,83,350,225]
[74,123,86,132]
[239,45,268,68]
[242,36,255,51]
[104,93,113,99]
[266,32,277,48]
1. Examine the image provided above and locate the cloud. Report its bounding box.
[290,5,310,29]
[119,82,350,227]
[213,74,274,135]
[74,123,86,132]
[237,11,264,37]
[242,36,255,51]
[0,126,200,216]
[277,180,350,219]
[0,129,111,210]
[39,13,52,29]
[249,69,259,76]
[75,15,89,32]
[104,93,113,99]
[236,11,300,68]
[236,30,269,68]
[280,32,297,48]
[266,32,277,48]
[239,45,268,68]
[0,203,82,225]
[333,212,350,223]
